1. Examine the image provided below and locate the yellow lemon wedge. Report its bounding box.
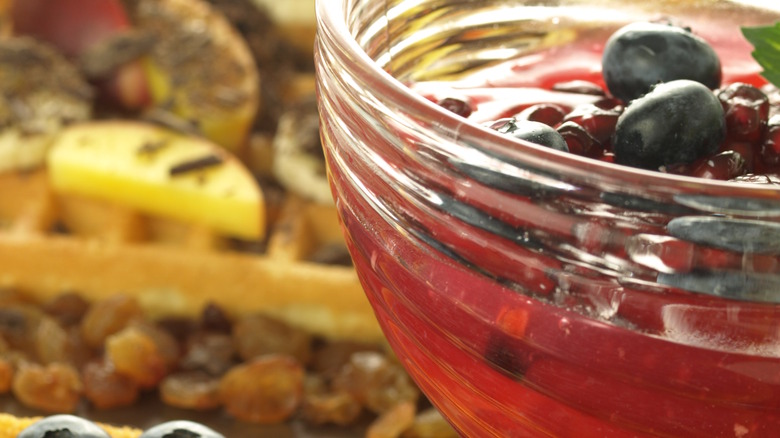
[47,121,264,240]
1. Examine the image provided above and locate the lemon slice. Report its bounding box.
[47,121,264,239]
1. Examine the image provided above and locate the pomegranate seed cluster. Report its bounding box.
[479,81,780,182]
[0,289,455,437]
[437,21,780,184]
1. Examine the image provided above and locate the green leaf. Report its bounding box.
[742,23,780,88]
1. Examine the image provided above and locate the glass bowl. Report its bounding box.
[315,0,780,436]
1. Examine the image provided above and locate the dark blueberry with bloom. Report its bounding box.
[139,420,225,438]
[17,415,111,438]
[613,80,725,169]
[602,21,721,102]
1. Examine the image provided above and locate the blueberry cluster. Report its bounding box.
[18,415,224,438]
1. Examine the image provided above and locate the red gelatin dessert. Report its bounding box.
[316,1,780,436]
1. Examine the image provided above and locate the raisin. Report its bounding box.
[302,376,362,426]
[160,370,222,410]
[80,294,142,349]
[332,351,420,414]
[233,313,312,364]
[43,292,91,327]
[12,362,83,412]
[83,359,139,409]
[181,332,237,376]
[34,316,71,365]
[218,354,304,423]
[105,325,169,389]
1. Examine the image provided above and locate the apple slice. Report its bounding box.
[130,0,260,153]
[47,121,265,240]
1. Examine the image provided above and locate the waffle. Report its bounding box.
[0,165,381,343]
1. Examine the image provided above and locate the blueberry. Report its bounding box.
[612,80,725,170]
[490,118,569,152]
[17,415,111,438]
[139,421,225,438]
[602,21,721,102]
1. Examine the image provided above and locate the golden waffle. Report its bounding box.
[0,167,382,343]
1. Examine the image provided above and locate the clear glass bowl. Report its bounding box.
[315,0,780,436]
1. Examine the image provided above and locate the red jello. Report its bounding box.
[316,1,780,436]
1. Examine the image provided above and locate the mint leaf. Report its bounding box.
[742,23,780,87]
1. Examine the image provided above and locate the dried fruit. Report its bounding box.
[232,313,312,364]
[218,354,304,423]
[180,332,236,376]
[80,294,142,349]
[160,370,222,410]
[332,351,420,414]
[82,359,139,409]
[12,362,83,412]
[302,377,362,426]
[105,325,168,388]
[35,316,71,364]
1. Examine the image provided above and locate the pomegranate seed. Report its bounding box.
[557,121,601,157]
[718,140,755,173]
[690,150,747,180]
[514,103,567,126]
[757,120,780,172]
[437,96,473,118]
[599,152,616,164]
[561,103,622,145]
[718,82,769,143]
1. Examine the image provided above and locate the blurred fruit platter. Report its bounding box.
[0,0,457,436]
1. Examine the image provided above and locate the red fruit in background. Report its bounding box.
[11,0,150,110]
[12,0,128,57]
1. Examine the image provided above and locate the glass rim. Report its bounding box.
[315,0,780,198]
